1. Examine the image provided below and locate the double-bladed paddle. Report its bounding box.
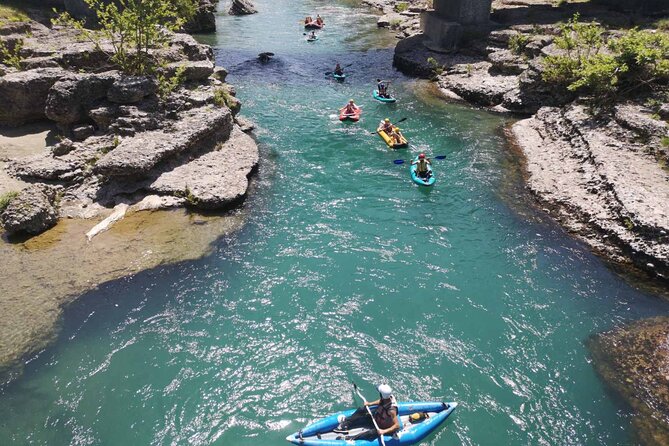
[325,63,354,75]
[393,155,446,164]
[352,382,386,446]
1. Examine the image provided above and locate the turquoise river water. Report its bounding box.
[2,1,669,445]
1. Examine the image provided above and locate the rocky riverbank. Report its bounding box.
[0,10,259,379]
[393,1,669,283]
[588,317,669,446]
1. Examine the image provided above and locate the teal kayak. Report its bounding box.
[333,73,346,81]
[410,156,435,186]
[373,89,396,103]
[307,35,319,42]
[286,401,457,446]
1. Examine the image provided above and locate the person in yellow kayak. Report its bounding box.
[335,384,400,440]
[389,127,404,144]
[378,118,394,134]
[411,153,432,178]
[342,99,359,115]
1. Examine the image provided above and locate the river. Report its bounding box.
[1,0,668,444]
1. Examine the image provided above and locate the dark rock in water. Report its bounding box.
[588,317,669,446]
[229,0,257,15]
[183,0,218,34]
[258,52,274,63]
[0,184,58,235]
[45,71,119,125]
[107,76,158,104]
[0,68,67,126]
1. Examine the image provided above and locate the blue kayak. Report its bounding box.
[373,89,396,103]
[307,35,319,42]
[286,401,457,446]
[333,73,346,81]
[410,156,436,186]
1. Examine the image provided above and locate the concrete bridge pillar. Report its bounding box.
[421,0,493,52]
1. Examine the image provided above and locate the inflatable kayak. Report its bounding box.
[378,127,408,149]
[339,107,361,122]
[410,156,436,186]
[333,73,346,81]
[306,35,319,42]
[373,89,397,103]
[286,401,457,446]
[305,22,323,29]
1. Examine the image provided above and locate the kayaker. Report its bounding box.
[316,15,324,25]
[336,384,400,440]
[334,63,344,76]
[308,30,317,40]
[389,127,403,144]
[342,99,359,116]
[378,118,394,134]
[376,79,389,98]
[305,16,312,24]
[412,153,432,178]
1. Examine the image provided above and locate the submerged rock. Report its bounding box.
[0,184,58,235]
[229,0,257,15]
[589,317,669,445]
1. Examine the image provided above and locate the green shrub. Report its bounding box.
[0,5,29,25]
[508,33,529,55]
[427,56,443,79]
[0,191,18,213]
[542,14,669,104]
[0,38,23,70]
[394,2,409,13]
[157,64,186,100]
[662,136,669,147]
[213,87,236,109]
[53,0,197,76]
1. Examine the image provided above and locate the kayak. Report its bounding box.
[307,35,319,42]
[333,73,346,81]
[373,89,397,103]
[339,107,361,122]
[305,22,323,29]
[286,401,457,446]
[410,156,436,186]
[378,127,408,149]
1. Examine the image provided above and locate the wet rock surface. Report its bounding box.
[589,317,669,446]
[229,0,258,15]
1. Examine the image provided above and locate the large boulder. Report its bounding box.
[0,184,58,235]
[149,126,258,209]
[0,68,67,126]
[107,76,158,104]
[95,105,233,177]
[229,0,257,15]
[183,0,217,33]
[45,71,119,125]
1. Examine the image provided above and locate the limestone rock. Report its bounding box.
[0,68,66,126]
[183,0,217,33]
[378,13,402,28]
[167,60,215,82]
[229,0,258,15]
[235,115,255,133]
[615,104,668,139]
[95,106,233,177]
[212,66,228,83]
[149,126,258,209]
[439,62,517,106]
[45,71,119,125]
[107,76,158,104]
[0,184,58,235]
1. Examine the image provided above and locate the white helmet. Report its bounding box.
[377,384,393,398]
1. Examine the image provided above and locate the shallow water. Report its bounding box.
[1,1,668,445]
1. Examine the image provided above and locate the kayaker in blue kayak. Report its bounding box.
[334,63,344,76]
[335,384,400,440]
[376,79,390,98]
[411,153,432,178]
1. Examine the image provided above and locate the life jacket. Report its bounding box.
[374,397,398,430]
[416,159,429,173]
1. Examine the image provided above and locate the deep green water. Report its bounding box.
[2,1,669,445]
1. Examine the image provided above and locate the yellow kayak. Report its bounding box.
[377,127,408,149]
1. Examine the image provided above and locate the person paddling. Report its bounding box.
[334,63,344,76]
[376,79,390,98]
[335,384,400,440]
[342,99,359,116]
[378,118,394,134]
[316,14,324,26]
[411,153,432,178]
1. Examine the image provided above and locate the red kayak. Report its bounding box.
[339,107,361,122]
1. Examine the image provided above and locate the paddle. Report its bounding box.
[353,382,386,446]
[325,63,353,76]
[393,155,447,164]
[371,117,407,135]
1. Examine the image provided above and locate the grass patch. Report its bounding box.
[661,136,669,147]
[508,33,529,55]
[0,191,19,213]
[0,5,29,25]
[394,2,409,13]
[656,18,669,32]
[213,87,236,109]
